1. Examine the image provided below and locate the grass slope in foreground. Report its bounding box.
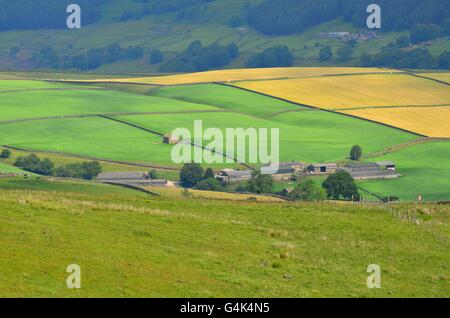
[0,178,448,297]
[359,141,450,202]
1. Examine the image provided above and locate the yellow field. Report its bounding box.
[234,74,450,109]
[72,67,401,86]
[341,106,450,137]
[148,187,284,202]
[420,73,450,84]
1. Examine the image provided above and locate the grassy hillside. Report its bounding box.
[114,110,415,163]
[0,178,448,297]
[0,162,25,173]
[0,82,218,122]
[151,83,303,118]
[0,0,448,73]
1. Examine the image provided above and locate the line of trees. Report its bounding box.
[180,163,221,190]
[14,154,101,180]
[246,46,294,68]
[160,41,240,72]
[361,46,450,70]
[32,43,144,70]
[247,0,450,36]
[119,0,216,22]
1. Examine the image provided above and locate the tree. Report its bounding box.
[9,47,20,59]
[80,161,102,180]
[149,50,164,64]
[246,171,274,194]
[246,45,293,68]
[229,16,245,27]
[14,153,40,169]
[180,163,204,188]
[322,171,359,200]
[410,24,442,44]
[195,178,221,191]
[203,168,215,179]
[149,170,159,179]
[336,45,353,62]
[226,43,240,59]
[438,51,450,69]
[319,46,333,61]
[396,35,411,48]
[0,149,11,159]
[288,179,326,201]
[34,158,54,176]
[443,18,450,36]
[350,145,362,161]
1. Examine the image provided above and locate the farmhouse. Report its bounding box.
[216,169,253,184]
[339,162,400,180]
[306,163,337,175]
[96,171,168,187]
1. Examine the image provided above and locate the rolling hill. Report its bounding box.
[1,67,449,201]
[0,0,449,73]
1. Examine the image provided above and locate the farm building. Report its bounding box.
[97,171,148,181]
[306,163,337,175]
[268,161,306,181]
[216,169,253,184]
[376,161,397,171]
[339,162,400,180]
[163,133,179,145]
[96,171,168,187]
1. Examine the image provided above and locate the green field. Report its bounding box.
[151,84,303,117]
[114,110,416,163]
[0,75,447,201]
[0,83,219,122]
[0,178,448,297]
[0,80,87,91]
[358,141,450,202]
[0,161,24,173]
[0,117,177,166]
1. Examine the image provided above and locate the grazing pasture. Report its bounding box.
[234,74,450,109]
[358,141,450,202]
[0,180,448,297]
[0,85,218,122]
[0,80,85,91]
[0,117,179,166]
[149,187,284,202]
[78,67,401,86]
[151,84,303,118]
[0,162,24,173]
[114,111,416,163]
[342,107,450,137]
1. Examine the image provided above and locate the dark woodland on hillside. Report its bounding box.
[248,0,450,35]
